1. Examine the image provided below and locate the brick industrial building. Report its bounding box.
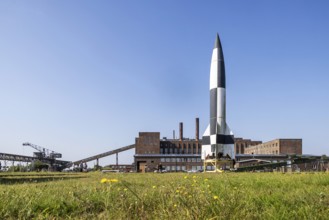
[134,120,202,173]
[235,138,262,154]
[244,139,302,155]
[134,118,304,172]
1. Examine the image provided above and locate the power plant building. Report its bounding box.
[133,119,303,172]
[244,139,302,155]
[134,120,202,173]
[235,138,262,154]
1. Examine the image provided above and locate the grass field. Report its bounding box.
[0,172,328,219]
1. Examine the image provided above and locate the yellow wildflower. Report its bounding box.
[184,176,188,179]
[213,195,219,200]
[152,185,156,189]
[109,179,119,183]
[193,175,197,179]
[176,190,180,193]
[100,178,108,183]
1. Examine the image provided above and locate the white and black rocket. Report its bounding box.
[202,34,235,160]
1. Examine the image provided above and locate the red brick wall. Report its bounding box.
[279,139,302,154]
[135,132,160,154]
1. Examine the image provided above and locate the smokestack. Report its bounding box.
[179,122,183,141]
[173,130,175,139]
[196,118,199,141]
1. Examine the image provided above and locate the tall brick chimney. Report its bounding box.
[179,122,183,141]
[195,118,199,141]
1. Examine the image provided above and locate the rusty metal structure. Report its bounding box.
[0,151,70,170]
[71,144,135,167]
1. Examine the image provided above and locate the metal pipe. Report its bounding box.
[116,153,118,168]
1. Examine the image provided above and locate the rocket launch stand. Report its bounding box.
[203,155,234,172]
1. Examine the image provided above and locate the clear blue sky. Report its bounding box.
[1,1,329,166]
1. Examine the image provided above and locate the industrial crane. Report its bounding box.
[22,142,62,160]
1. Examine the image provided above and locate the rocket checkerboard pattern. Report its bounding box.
[202,34,235,160]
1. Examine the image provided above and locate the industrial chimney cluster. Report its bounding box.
[177,118,199,141]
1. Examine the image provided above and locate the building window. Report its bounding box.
[206,166,213,170]
[160,158,165,162]
[165,158,170,162]
[181,166,186,171]
[171,158,176,162]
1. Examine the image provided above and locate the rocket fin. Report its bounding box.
[203,124,210,137]
[201,124,211,160]
[225,122,234,136]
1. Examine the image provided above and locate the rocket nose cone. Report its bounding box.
[213,33,225,61]
[214,33,221,49]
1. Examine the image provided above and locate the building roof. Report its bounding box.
[134,154,201,158]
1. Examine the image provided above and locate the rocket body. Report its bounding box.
[202,34,235,160]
